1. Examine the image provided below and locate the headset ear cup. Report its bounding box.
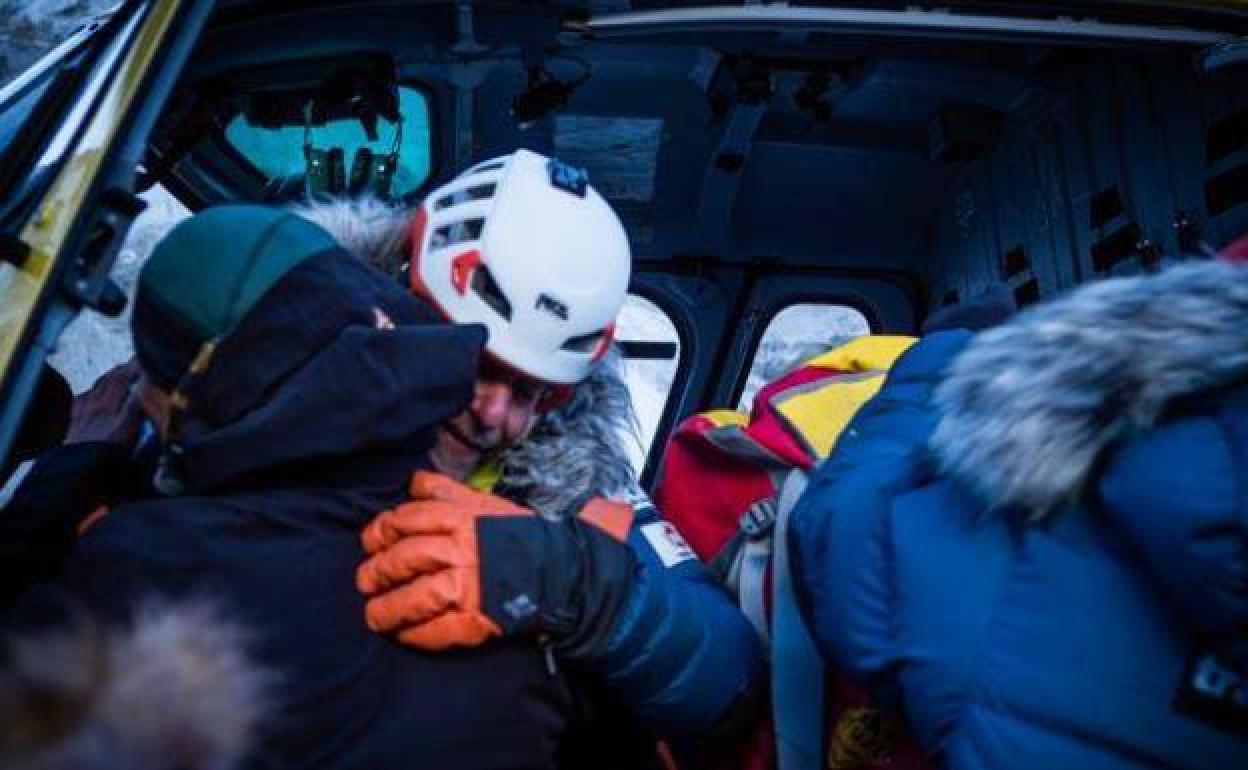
[376,152,399,198]
[326,147,346,195]
[305,146,347,197]
[349,147,375,196]
[305,145,328,196]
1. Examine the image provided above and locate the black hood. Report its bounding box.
[168,248,485,493]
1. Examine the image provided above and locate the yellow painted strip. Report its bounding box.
[0,0,183,379]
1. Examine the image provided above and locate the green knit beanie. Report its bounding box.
[132,205,339,388]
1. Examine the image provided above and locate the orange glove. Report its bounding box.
[357,471,531,649]
[358,471,636,653]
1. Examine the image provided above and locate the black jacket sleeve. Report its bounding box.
[0,442,146,607]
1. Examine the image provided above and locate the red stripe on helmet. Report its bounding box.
[451,249,482,295]
[407,205,431,296]
[405,205,454,324]
[590,322,616,363]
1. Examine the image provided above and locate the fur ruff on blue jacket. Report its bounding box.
[791,260,1248,770]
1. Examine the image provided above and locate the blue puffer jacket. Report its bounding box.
[597,493,764,738]
[791,260,1248,770]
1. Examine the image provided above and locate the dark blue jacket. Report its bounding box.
[599,494,764,739]
[791,260,1248,770]
[5,246,759,762]
[24,250,573,770]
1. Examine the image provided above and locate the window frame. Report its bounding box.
[621,281,695,486]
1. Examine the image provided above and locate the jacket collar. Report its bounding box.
[170,250,484,494]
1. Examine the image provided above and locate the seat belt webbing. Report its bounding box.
[739,536,772,643]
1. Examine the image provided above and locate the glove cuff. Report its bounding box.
[477,515,637,660]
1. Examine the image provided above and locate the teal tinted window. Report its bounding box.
[224,86,431,198]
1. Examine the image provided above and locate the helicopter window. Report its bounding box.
[49,186,191,393]
[224,85,432,200]
[738,303,871,410]
[616,293,682,475]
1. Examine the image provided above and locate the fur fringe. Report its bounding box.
[498,347,641,518]
[294,198,641,515]
[931,260,1248,517]
[289,196,411,276]
[0,601,270,770]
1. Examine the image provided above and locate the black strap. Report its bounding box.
[708,497,777,583]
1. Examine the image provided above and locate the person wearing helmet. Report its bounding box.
[298,149,764,758]
[404,151,630,484]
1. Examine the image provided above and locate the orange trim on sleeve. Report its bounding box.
[656,741,680,770]
[77,505,109,536]
[579,498,634,542]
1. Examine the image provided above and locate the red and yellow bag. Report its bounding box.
[655,336,932,770]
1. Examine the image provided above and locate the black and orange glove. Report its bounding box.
[357,471,636,656]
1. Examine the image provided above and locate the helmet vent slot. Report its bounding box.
[434,184,497,210]
[432,218,484,248]
[562,329,604,353]
[463,183,496,201]
[472,265,513,321]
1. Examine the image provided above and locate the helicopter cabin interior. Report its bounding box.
[2,0,1248,482]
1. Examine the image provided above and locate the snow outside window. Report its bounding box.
[737,303,870,410]
[50,185,191,392]
[616,294,681,476]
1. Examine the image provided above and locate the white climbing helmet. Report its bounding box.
[407,149,631,385]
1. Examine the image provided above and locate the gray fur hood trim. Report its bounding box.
[0,602,270,770]
[500,347,640,518]
[290,196,410,276]
[932,260,1248,517]
[294,198,641,516]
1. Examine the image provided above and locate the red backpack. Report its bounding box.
[654,337,933,770]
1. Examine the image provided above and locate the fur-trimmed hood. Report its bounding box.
[497,346,640,516]
[931,259,1248,517]
[0,602,269,770]
[294,198,640,516]
[288,197,411,276]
